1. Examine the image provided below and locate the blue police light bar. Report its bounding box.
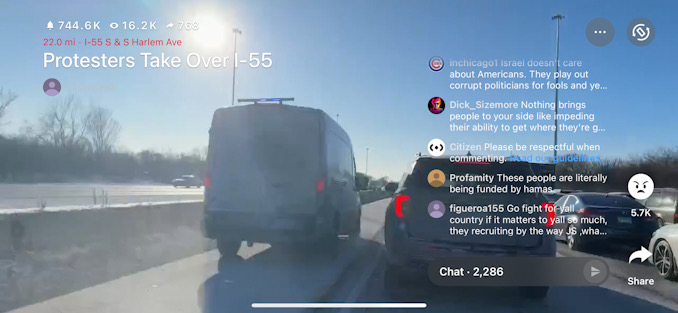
[237,98,295,105]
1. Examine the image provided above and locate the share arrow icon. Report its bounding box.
[628,246,652,264]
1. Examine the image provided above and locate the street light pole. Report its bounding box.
[552,14,564,158]
[365,147,369,177]
[231,28,242,106]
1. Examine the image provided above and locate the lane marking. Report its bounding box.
[337,247,385,313]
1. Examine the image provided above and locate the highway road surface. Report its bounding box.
[7,199,678,313]
[0,183,204,210]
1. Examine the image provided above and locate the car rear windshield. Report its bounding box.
[543,193,564,202]
[579,195,645,208]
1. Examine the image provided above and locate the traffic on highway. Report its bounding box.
[1,1,678,313]
[3,100,678,312]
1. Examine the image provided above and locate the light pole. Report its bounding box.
[231,28,242,106]
[365,147,369,177]
[552,14,564,158]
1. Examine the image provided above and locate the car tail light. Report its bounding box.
[577,208,598,217]
[204,176,211,188]
[317,178,326,192]
[674,213,678,222]
[541,202,555,227]
[395,195,411,219]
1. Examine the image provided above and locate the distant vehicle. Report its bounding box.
[649,224,678,280]
[641,188,678,225]
[553,193,660,251]
[202,99,361,257]
[172,175,203,188]
[383,182,398,193]
[383,157,555,300]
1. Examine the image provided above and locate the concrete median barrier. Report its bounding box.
[359,190,393,204]
[0,192,391,311]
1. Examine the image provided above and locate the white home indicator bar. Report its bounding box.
[252,303,427,309]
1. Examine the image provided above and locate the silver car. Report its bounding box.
[643,188,678,225]
[172,175,203,188]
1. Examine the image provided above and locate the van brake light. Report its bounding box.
[317,178,326,192]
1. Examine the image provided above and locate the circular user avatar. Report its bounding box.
[428,200,445,219]
[43,78,61,96]
[428,97,445,114]
[627,173,654,200]
[429,56,444,72]
[427,169,445,188]
[428,138,446,156]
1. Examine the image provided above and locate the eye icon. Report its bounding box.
[634,181,649,192]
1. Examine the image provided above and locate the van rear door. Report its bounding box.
[206,105,322,216]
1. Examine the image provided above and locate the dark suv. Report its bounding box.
[383,157,556,299]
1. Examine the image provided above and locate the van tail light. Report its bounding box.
[317,178,326,192]
[204,176,211,188]
[541,202,555,227]
[395,195,411,219]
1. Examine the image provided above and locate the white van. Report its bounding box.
[202,101,361,257]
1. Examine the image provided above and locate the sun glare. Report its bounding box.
[190,12,230,53]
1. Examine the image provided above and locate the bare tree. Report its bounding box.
[190,146,208,161]
[84,105,120,154]
[644,146,678,167]
[37,95,88,149]
[0,88,18,125]
[368,176,389,189]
